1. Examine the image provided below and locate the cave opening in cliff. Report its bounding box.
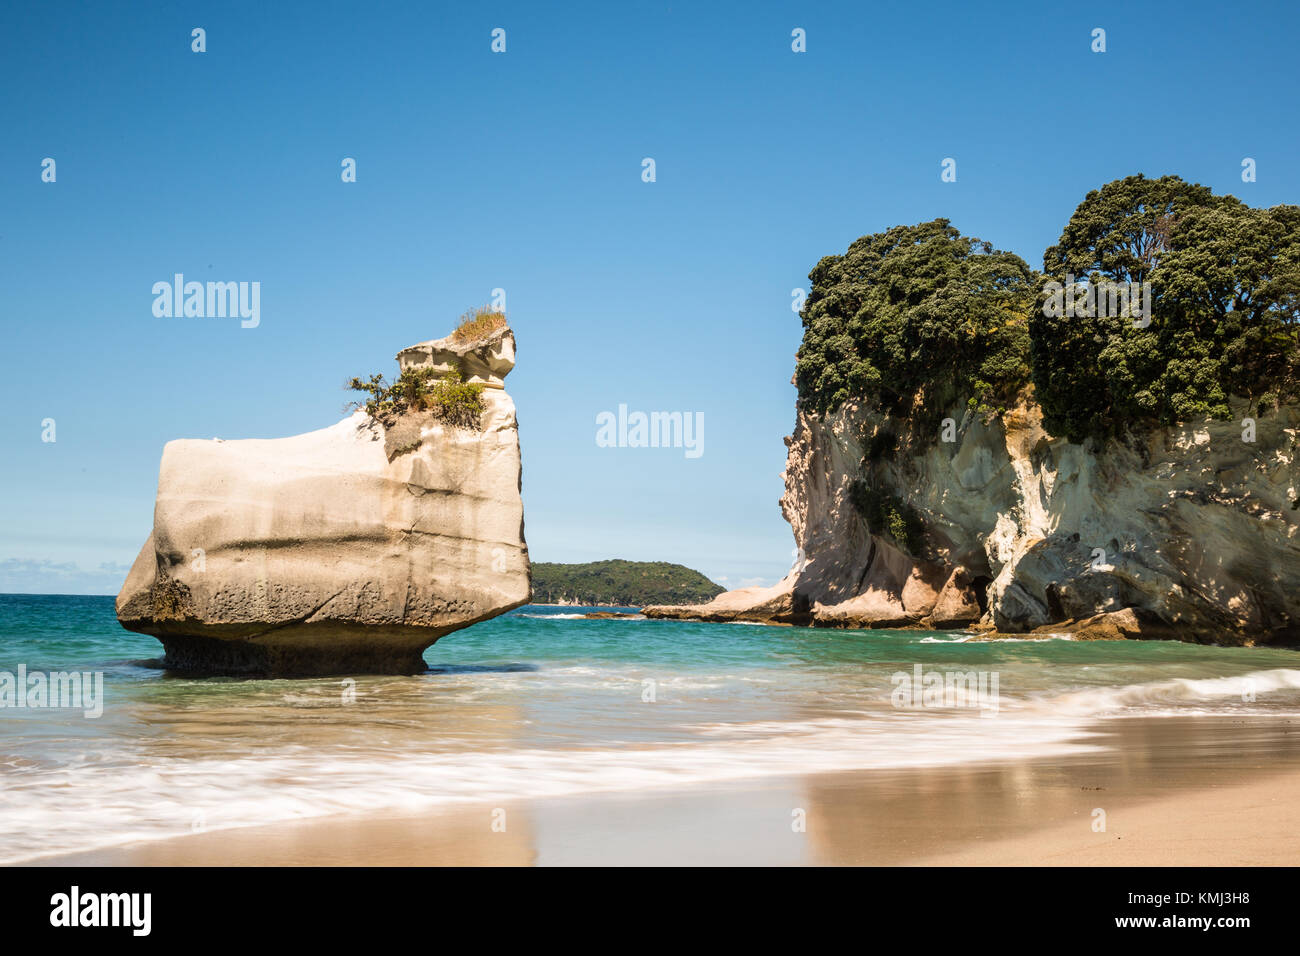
[971,576,992,615]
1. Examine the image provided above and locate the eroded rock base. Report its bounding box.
[156,624,449,676]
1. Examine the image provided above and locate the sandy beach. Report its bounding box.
[35,715,1300,866]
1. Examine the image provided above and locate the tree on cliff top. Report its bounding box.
[794,178,1300,445]
[1042,174,1228,284]
[794,219,1037,416]
[1032,174,1300,443]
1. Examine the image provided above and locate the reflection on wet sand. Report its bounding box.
[803,716,1300,865]
[42,716,1300,866]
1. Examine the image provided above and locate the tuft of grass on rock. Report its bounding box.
[450,306,507,345]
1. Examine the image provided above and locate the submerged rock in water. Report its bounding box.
[116,326,530,675]
[643,582,804,625]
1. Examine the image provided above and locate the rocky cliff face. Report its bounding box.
[117,327,530,674]
[646,393,1300,646]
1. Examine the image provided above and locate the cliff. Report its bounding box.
[646,393,1299,645]
[648,181,1300,645]
[116,325,530,674]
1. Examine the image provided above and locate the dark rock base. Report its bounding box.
[159,637,428,676]
[144,624,454,677]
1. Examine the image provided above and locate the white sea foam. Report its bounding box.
[2,667,1296,865]
[968,634,1075,643]
[0,709,1104,864]
[1025,667,1300,717]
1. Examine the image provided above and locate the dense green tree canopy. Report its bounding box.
[794,220,1036,416]
[1031,174,1299,442]
[1042,174,1230,285]
[794,178,1300,445]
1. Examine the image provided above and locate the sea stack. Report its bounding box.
[116,324,530,675]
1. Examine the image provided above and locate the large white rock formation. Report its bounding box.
[117,326,530,674]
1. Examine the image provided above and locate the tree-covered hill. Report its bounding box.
[530,560,724,606]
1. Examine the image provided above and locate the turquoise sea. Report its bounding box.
[2,593,1299,864]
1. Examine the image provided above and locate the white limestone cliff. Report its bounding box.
[647,393,1300,645]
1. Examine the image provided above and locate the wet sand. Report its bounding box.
[33,715,1300,866]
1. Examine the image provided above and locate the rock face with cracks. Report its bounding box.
[645,394,1299,646]
[117,327,530,675]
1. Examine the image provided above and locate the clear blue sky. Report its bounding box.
[2,0,1298,594]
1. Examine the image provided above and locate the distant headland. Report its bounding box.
[530,560,723,607]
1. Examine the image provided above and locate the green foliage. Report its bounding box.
[848,479,925,556]
[425,368,488,429]
[794,219,1037,416]
[1032,174,1300,442]
[347,366,485,429]
[794,179,1299,447]
[451,306,508,345]
[530,560,725,606]
[1042,174,1226,285]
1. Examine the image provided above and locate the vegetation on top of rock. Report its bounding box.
[347,366,485,429]
[1032,174,1300,443]
[530,560,725,606]
[451,306,508,345]
[794,176,1300,446]
[794,219,1037,418]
